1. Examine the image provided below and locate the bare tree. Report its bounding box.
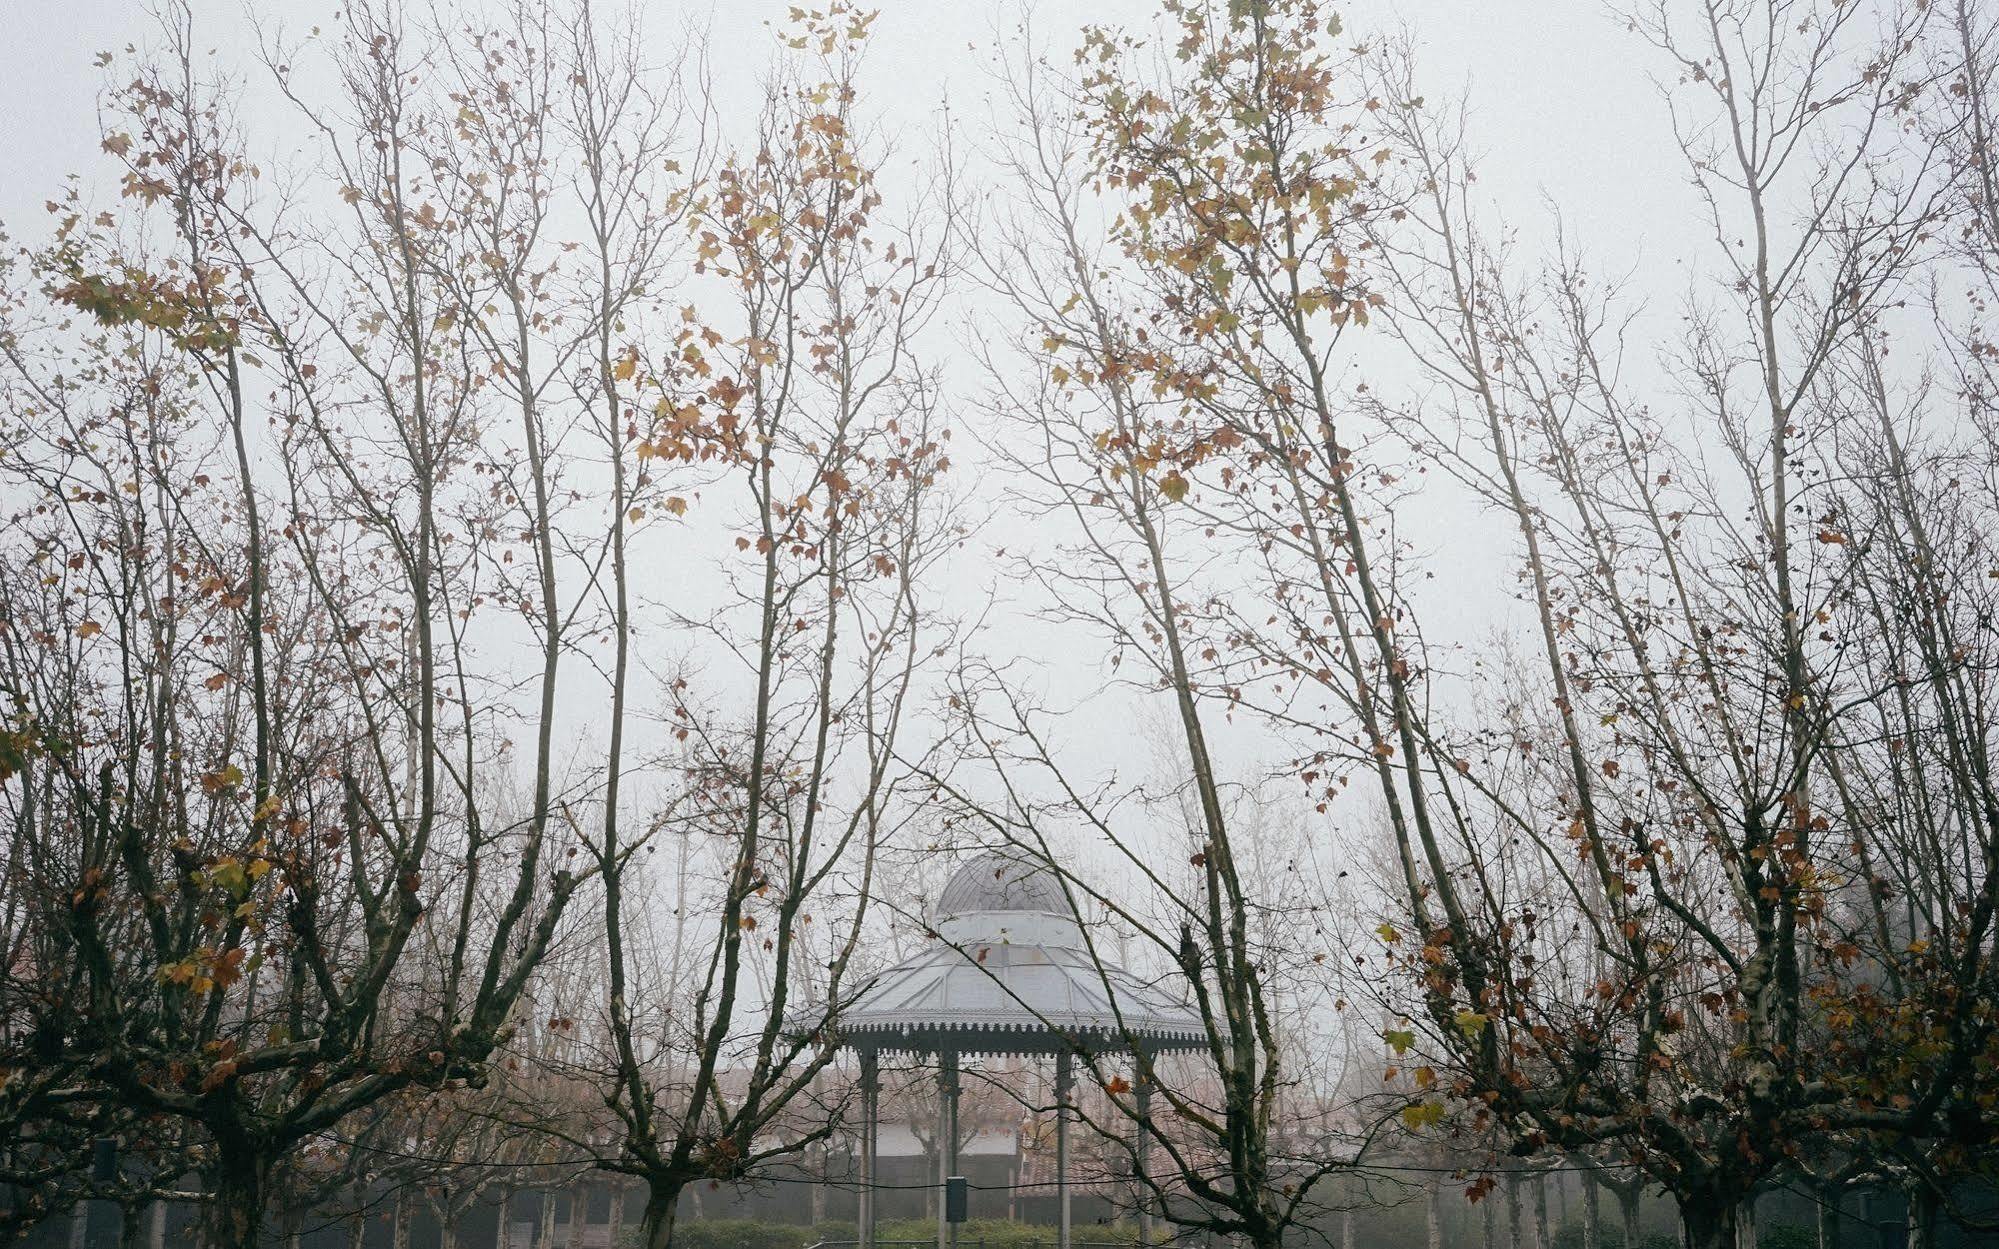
[546,8,961,1249]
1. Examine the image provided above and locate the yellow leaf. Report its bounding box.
[1159,472,1190,502]
[201,764,244,796]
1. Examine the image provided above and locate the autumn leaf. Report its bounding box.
[200,764,244,796]
[1159,471,1190,502]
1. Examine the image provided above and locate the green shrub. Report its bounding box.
[661,1220,822,1249]
[864,1220,1139,1249]
[1548,1220,1676,1249]
[636,1218,1142,1249]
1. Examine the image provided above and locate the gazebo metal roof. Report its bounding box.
[835,852,1206,1055]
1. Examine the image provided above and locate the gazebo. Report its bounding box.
[834,853,1205,1249]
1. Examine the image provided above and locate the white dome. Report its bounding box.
[930,852,1081,948]
[934,852,1069,918]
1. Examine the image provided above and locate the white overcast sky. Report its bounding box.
[0,0,1707,679]
[0,0,1698,298]
[0,0,1710,877]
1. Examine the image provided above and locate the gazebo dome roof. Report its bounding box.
[934,852,1069,918]
[829,851,1205,1055]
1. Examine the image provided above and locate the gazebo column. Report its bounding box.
[938,1050,961,1249]
[859,1049,879,1249]
[1134,1053,1153,1246]
[1055,1051,1074,1249]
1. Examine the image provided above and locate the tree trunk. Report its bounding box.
[1619,1187,1641,1249]
[604,1184,623,1249]
[1675,1193,1736,1249]
[392,1189,412,1249]
[208,1150,274,1249]
[1582,1172,1599,1249]
[1905,1183,1937,1249]
[538,1189,557,1249]
[637,1182,682,1249]
[149,1201,167,1249]
[1339,1210,1353,1249]
[1427,1181,1444,1249]
[1734,1195,1756,1249]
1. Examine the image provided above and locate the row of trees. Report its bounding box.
[4,1,1997,1249]
[0,2,950,1247]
